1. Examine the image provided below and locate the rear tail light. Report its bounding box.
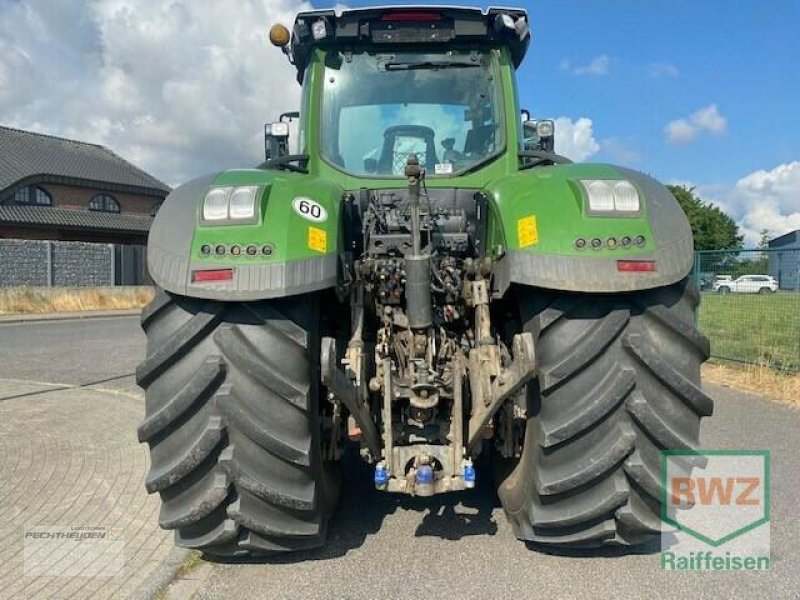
[191,269,234,282]
[617,260,656,273]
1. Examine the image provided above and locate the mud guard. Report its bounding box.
[147,170,340,300]
[488,166,694,295]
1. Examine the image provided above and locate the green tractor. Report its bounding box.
[137,6,712,557]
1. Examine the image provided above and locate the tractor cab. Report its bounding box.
[265,7,546,178]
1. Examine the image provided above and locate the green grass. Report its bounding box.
[699,291,800,371]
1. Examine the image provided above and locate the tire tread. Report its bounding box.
[138,290,334,558]
[499,278,713,549]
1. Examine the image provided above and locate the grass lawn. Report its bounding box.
[699,291,800,371]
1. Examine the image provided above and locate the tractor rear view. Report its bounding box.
[136,6,712,557]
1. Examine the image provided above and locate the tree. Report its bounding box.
[743,228,772,275]
[758,228,770,251]
[667,185,744,252]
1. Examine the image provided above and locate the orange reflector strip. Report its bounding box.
[617,260,657,273]
[192,268,234,282]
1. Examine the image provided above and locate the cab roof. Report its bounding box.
[288,6,530,78]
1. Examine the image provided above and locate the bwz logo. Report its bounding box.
[661,450,770,547]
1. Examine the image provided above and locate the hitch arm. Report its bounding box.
[466,332,536,452]
[321,337,382,459]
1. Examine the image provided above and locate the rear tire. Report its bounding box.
[497,278,712,549]
[136,288,339,558]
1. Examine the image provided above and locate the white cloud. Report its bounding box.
[572,55,610,76]
[600,138,641,164]
[554,117,600,162]
[732,161,800,245]
[665,104,727,145]
[0,0,312,186]
[697,161,800,247]
[692,105,727,133]
[646,62,679,78]
[0,2,605,182]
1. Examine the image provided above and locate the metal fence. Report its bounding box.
[692,248,800,372]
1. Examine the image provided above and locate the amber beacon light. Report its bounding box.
[269,24,291,47]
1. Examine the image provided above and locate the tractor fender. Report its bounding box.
[488,165,694,294]
[147,170,340,300]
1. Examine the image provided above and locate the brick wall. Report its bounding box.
[40,183,161,215]
[0,225,147,245]
[0,239,115,286]
[0,226,60,240]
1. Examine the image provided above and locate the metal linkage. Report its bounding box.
[320,336,382,459]
[467,332,536,452]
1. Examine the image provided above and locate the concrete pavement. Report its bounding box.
[0,314,797,599]
[168,384,800,600]
[0,314,181,599]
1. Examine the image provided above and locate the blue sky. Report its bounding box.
[317,0,800,244]
[2,0,798,245]
[337,0,799,184]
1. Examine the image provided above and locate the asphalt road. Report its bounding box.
[0,315,797,599]
[0,315,144,394]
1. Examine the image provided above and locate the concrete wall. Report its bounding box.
[0,239,117,286]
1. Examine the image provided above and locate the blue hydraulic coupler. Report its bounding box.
[416,465,434,484]
[463,460,476,489]
[415,465,434,496]
[374,463,389,489]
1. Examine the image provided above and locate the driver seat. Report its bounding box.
[378,125,438,175]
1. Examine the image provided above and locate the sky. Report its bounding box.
[1,0,798,246]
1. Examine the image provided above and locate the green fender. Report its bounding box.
[484,163,694,293]
[147,169,342,300]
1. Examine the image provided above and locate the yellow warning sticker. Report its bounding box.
[517,215,539,247]
[308,226,327,253]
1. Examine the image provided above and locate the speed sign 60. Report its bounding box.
[292,197,327,222]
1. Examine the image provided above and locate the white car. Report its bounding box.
[713,275,778,294]
[711,275,732,288]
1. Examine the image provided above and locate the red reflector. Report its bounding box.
[381,11,442,21]
[192,268,234,282]
[617,260,657,273]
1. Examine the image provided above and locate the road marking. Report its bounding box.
[0,376,143,402]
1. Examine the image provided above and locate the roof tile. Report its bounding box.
[0,205,153,234]
[0,126,170,195]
